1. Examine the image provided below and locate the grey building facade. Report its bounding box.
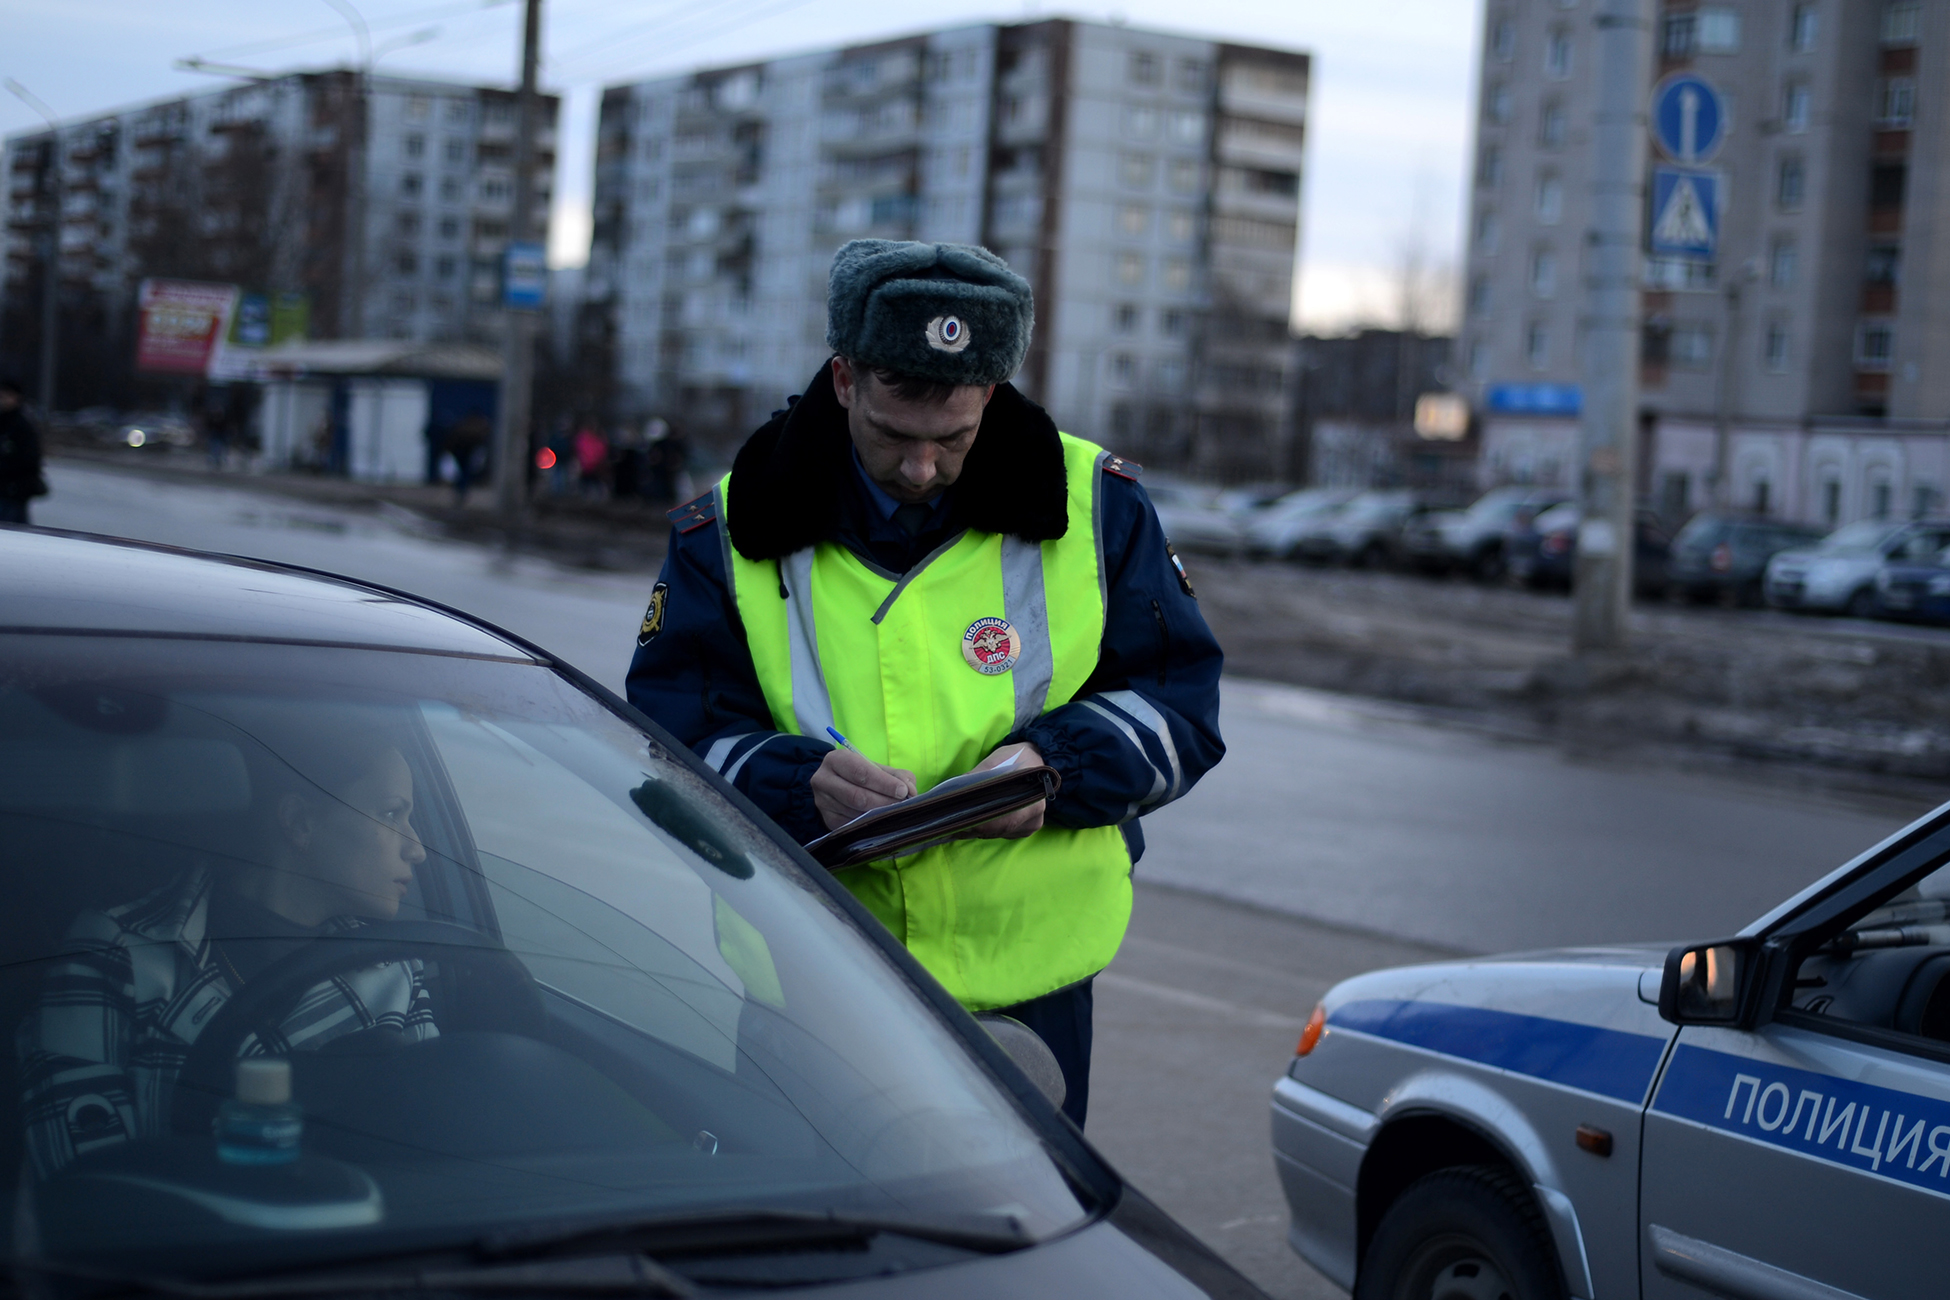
[1,71,556,404]
[1462,0,1950,528]
[585,19,1308,475]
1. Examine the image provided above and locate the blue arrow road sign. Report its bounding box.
[1652,73,1725,164]
[1649,166,1720,260]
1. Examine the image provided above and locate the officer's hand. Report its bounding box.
[812,748,918,831]
[962,742,1047,840]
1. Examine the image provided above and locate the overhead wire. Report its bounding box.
[549,0,828,85]
[187,0,517,65]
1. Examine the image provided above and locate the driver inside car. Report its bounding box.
[17,718,439,1176]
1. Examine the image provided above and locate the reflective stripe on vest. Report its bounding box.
[723,432,1134,1010]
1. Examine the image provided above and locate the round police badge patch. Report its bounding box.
[925,315,971,354]
[961,616,1020,675]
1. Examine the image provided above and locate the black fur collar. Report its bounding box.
[725,359,1070,562]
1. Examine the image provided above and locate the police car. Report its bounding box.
[1271,802,1950,1300]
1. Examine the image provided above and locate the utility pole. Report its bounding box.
[1572,0,1652,653]
[1709,261,1757,508]
[7,80,63,415]
[493,0,544,520]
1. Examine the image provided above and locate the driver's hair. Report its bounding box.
[221,701,415,829]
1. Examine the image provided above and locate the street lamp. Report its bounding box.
[6,79,62,416]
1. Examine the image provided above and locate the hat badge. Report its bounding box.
[925,315,971,354]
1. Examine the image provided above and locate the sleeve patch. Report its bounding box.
[637,582,670,645]
[667,492,718,534]
[1165,541,1196,598]
[1101,454,1143,481]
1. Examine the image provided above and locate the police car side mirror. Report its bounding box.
[1658,938,1778,1029]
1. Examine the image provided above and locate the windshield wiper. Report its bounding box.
[479,1207,1030,1263]
[12,1253,695,1300]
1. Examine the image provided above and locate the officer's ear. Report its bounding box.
[831,356,858,409]
[980,384,996,407]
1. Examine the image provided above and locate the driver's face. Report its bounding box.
[308,748,425,920]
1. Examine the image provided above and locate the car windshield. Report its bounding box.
[0,635,1088,1283]
[1671,515,1733,550]
[1815,521,1904,554]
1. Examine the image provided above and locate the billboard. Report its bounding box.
[135,279,239,375]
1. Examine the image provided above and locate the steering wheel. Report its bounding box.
[170,920,547,1136]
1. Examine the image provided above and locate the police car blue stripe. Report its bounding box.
[1333,998,1668,1104]
[1652,1042,1950,1199]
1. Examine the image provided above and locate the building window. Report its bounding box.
[435,255,456,279]
[1479,144,1504,187]
[1476,209,1500,253]
[438,216,459,240]
[1166,111,1204,145]
[1822,479,1842,524]
[1672,323,1715,369]
[1857,322,1894,369]
[1753,480,1772,515]
[1167,159,1199,193]
[400,173,422,197]
[443,138,465,164]
[1914,484,1938,519]
[395,251,419,276]
[1777,156,1805,210]
[1871,480,1893,519]
[1163,259,1191,291]
[446,99,470,123]
[1113,303,1139,333]
[1883,2,1920,46]
[1539,101,1566,148]
[1175,59,1207,93]
[1166,210,1196,242]
[1698,7,1741,52]
[1866,243,1900,285]
[1531,247,1557,298]
[1491,15,1516,61]
[1535,172,1563,224]
[1879,77,1917,126]
[1791,4,1819,52]
[1486,82,1511,124]
[1124,106,1159,139]
[1545,29,1573,78]
[406,95,430,120]
[1117,252,1145,285]
[1468,338,1489,378]
[1662,13,1696,59]
[1154,360,1186,394]
[397,211,421,236]
[1111,353,1136,385]
[1119,153,1155,188]
[1764,322,1790,371]
[1526,322,1549,368]
[1118,203,1149,236]
[1129,51,1161,86]
[439,176,461,202]
[1770,238,1797,288]
[1468,275,1491,318]
[404,134,425,158]
[1662,472,1691,521]
[1871,162,1907,210]
[1161,309,1186,337]
[1783,83,1810,132]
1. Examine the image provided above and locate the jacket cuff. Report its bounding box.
[777,752,830,845]
[1018,719,1085,827]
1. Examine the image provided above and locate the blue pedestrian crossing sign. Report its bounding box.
[1652,73,1725,164]
[1650,166,1720,259]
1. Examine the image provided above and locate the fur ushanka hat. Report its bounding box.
[824,239,1034,387]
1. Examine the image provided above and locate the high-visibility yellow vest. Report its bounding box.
[722,432,1132,1010]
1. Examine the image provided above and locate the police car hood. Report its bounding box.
[1318,944,1677,1092]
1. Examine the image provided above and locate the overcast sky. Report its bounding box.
[6,0,1478,332]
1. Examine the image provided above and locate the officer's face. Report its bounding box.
[833,357,993,504]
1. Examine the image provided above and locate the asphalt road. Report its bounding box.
[30,460,1941,1300]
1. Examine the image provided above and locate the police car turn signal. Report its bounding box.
[1296,1002,1326,1056]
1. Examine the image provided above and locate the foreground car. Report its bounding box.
[1764,519,1950,617]
[1272,799,1950,1300]
[0,527,1265,1299]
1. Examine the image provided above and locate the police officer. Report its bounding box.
[0,378,47,525]
[626,240,1224,1125]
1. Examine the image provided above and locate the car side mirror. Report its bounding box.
[974,1013,1067,1111]
[1659,938,1772,1028]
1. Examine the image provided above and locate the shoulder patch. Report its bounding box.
[1165,540,1196,598]
[637,582,670,646]
[1100,454,1143,482]
[666,492,717,535]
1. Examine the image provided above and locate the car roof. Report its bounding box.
[0,527,538,661]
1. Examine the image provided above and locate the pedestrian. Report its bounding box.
[0,378,48,525]
[572,421,609,498]
[625,239,1225,1126]
[445,413,492,506]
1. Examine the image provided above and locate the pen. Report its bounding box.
[826,726,858,753]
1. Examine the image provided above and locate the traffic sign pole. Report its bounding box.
[1573,0,1651,654]
[492,0,543,522]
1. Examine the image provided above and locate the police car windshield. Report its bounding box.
[0,634,1087,1285]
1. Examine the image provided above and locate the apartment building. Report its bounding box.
[585,19,1308,475]
[1463,0,1950,528]
[1,71,557,404]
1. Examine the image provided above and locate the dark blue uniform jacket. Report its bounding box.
[625,362,1225,861]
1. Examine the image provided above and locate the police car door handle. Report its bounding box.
[1647,1224,1867,1300]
